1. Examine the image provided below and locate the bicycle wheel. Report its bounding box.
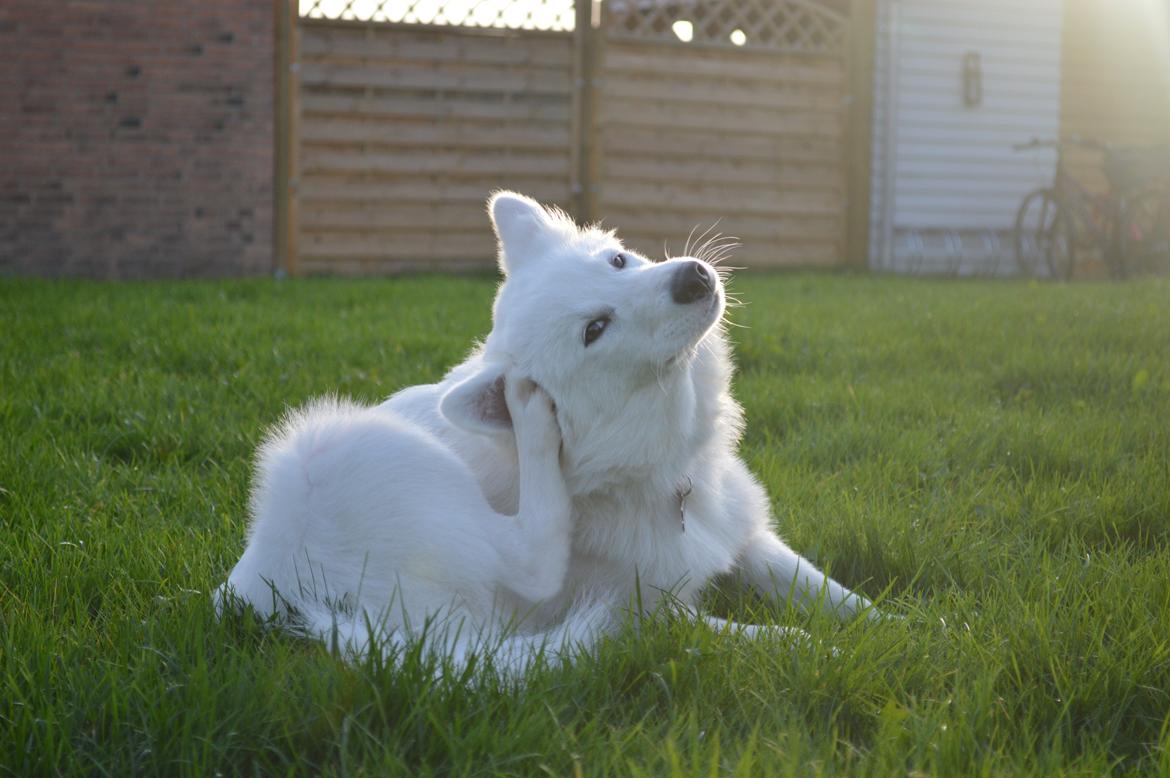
[1120,188,1170,277]
[1013,188,1076,279]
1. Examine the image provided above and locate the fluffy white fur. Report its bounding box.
[217,192,872,675]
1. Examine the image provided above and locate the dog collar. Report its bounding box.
[675,476,693,533]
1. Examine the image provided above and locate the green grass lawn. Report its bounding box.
[3,273,1169,776]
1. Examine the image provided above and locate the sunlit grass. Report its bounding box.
[2,273,1169,775]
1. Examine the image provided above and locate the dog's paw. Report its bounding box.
[505,376,560,455]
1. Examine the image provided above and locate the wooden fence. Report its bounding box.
[278,0,862,275]
[592,0,851,267]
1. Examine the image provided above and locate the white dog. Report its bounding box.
[218,192,872,673]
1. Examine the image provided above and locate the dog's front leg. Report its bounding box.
[494,377,572,603]
[737,529,873,620]
[721,460,873,620]
[701,614,810,641]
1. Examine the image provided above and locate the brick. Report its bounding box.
[0,0,274,278]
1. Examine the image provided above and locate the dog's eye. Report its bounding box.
[583,316,609,347]
[609,253,627,269]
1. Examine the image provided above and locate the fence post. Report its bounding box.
[274,0,300,275]
[845,0,876,269]
[571,0,604,225]
[570,1,588,222]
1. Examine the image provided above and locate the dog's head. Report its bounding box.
[441,192,739,491]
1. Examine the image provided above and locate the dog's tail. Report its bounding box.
[296,597,613,680]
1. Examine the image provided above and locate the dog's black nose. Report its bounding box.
[670,261,715,304]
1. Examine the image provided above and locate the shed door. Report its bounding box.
[870,0,1063,274]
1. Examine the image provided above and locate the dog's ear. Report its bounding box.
[439,364,512,434]
[488,191,557,276]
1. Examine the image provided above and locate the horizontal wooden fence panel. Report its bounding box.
[604,75,845,113]
[598,127,843,165]
[600,212,842,249]
[300,232,490,260]
[596,38,849,268]
[301,92,572,123]
[299,25,572,67]
[297,19,575,274]
[300,118,571,150]
[290,2,854,275]
[301,201,494,230]
[302,149,571,178]
[602,181,842,217]
[618,234,841,267]
[603,46,845,87]
[602,97,843,137]
[602,156,843,191]
[299,177,568,203]
[300,61,571,95]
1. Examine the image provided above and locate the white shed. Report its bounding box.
[868,0,1065,274]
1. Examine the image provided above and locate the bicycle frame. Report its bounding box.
[1014,138,1126,276]
[1056,147,1125,259]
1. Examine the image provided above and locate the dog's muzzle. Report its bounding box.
[670,260,715,304]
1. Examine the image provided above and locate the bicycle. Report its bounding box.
[1012,137,1170,279]
[1119,163,1170,277]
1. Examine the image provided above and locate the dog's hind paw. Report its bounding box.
[506,376,561,456]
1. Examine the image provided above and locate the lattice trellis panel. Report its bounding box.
[607,0,848,54]
[300,0,576,31]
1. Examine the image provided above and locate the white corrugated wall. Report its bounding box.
[870,0,1064,274]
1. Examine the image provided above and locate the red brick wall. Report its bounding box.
[0,1,275,278]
